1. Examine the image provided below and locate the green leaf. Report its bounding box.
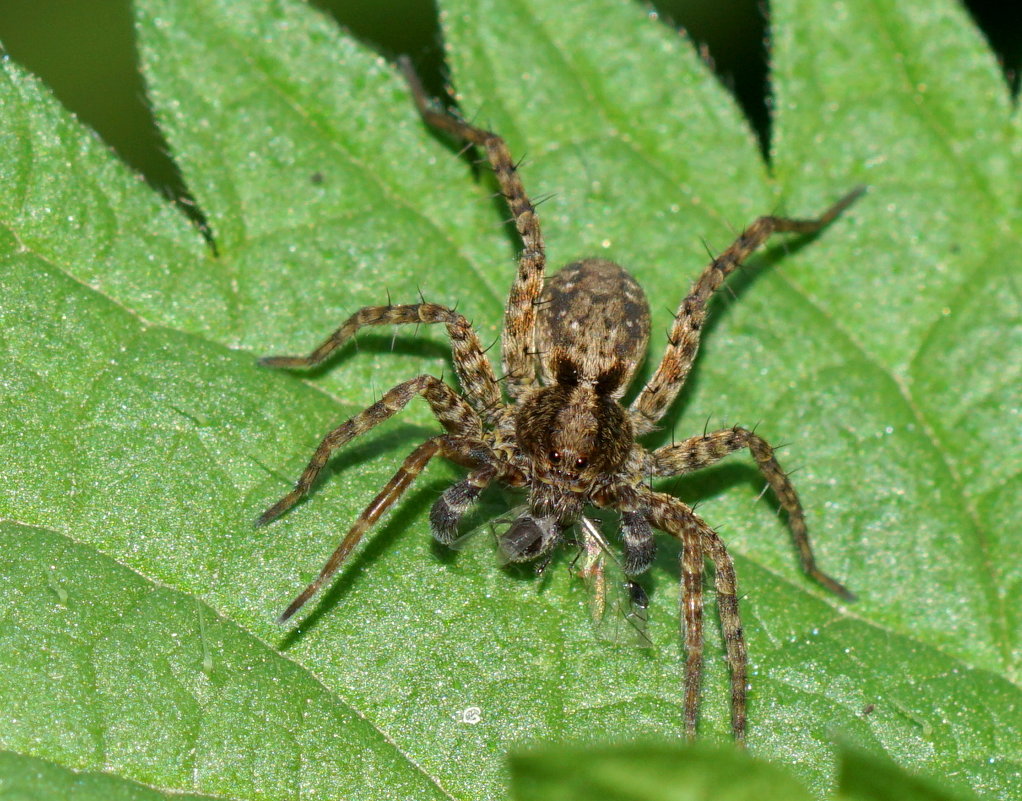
[0,749,221,801]
[836,744,980,801]
[0,523,449,799]
[509,743,815,801]
[506,742,984,801]
[0,0,1019,799]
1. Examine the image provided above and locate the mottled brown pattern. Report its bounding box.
[254,57,861,743]
[536,259,651,396]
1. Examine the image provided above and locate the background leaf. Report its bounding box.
[837,744,980,801]
[509,743,816,801]
[506,743,982,801]
[0,749,221,801]
[0,0,1019,799]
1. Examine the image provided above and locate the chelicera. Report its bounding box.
[256,57,860,742]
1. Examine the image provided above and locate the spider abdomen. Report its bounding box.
[535,259,651,397]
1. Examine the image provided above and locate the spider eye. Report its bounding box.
[574,456,588,470]
[549,450,562,464]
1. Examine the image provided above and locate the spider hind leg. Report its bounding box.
[630,187,865,435]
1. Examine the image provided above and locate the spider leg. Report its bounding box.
[261,302,503,422]
[620,510,656,574]
[640,489,747,743]
[652,427,853,600]
[679,515,706,741]
[400,57,546,399]
[630,489,706,741]
[257,375,483,527]
[695,519,749,744]
[599,484,658,575]
[430,465,496,545]
[278,435,479,623]
[630,187,864,435]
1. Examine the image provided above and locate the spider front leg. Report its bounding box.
[261,302,503,421]
[639,489,748,743]
[429,465,497,545]
[257,374,482,527]
[696,516,749,743]
[278,435,485,623]
[401,57,546,399]
[630,187,864,435]
[630,490,708,742]
[652,427,853,600]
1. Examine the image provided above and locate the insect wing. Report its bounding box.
[577,517,653,649]
[575,519,609,622]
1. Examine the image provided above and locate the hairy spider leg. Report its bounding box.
[698,520,748,743]
[679,514,706,741]
[261,302,503,422]
[257,375,483,528]
[638,491,712,741]
[401,56,547,399]
[277,435,482,623]
[652,427,854,599]
[429,465,497,545]
[631,187,866,435]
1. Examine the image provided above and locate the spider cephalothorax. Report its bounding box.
[500,258,644,563]
[255,57,861,743]
[516,379,632,485]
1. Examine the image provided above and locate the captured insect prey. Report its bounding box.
[255,55,861,743]
[575,515,653,650]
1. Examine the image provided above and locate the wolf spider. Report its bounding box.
[256,58,860,743]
